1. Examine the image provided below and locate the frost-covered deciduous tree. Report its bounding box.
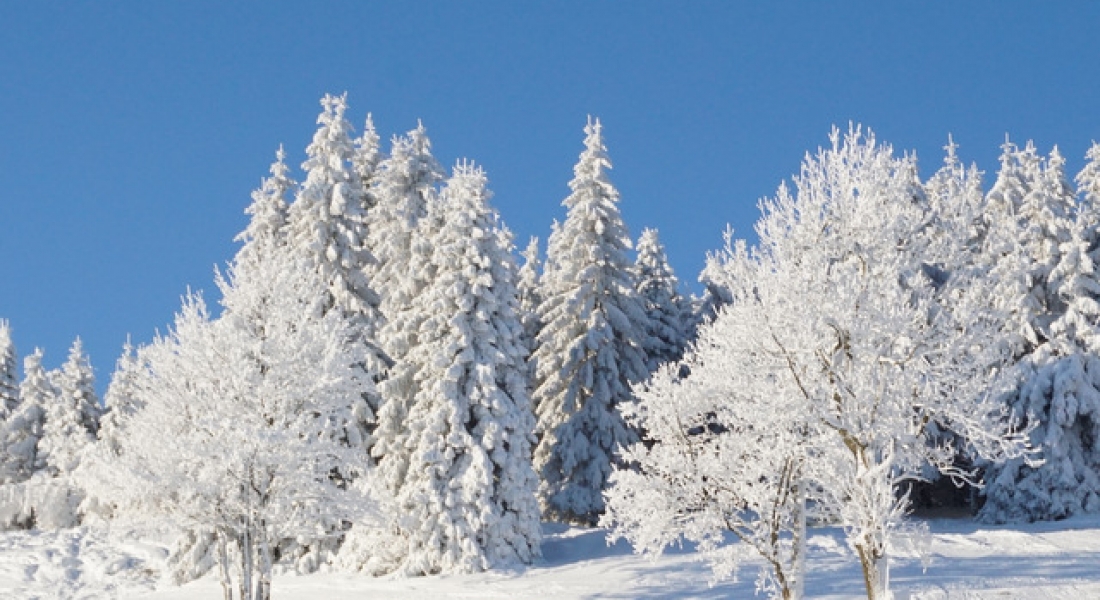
[633,228,691,372]
[532,118,648,524]
[344,163,541,575]
[38,338,100,477]
[981,143,1100,522]
[0,321,18,422]
[101,241,373,600]
[606,127,1030,600]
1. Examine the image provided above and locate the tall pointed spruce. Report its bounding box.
[0,350,53,483]
[38,338,100,476]
[981,144,1100,522]
[532,118,648,524]
[285,94,386,449]
[633,228,691,372]
[367,123,445,470]
[367,163,541,575]
[0,321,18,421]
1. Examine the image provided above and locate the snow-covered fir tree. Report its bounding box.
[517,237,543,353]
[0,350,53,484]
[236,145,292,271]
[37,338,100,477]
[352,114,382,211]
[343,163,541,576]
[284,94,386,454]
[981,144,1100,522]
[367,123,445,470]
[633,228,691,372]
[532,118,649,524]
[0,321,18,421]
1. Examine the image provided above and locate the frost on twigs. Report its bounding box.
[606,126,1031,600]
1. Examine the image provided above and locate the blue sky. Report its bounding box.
[2,2,1099,388]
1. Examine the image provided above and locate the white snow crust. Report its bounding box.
[2,516,1100,599]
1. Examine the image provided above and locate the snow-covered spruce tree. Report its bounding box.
[517,236,544,365]
[980,144,1100,522]
[285,94,386,453]
[366,123,445,473]
[0,321,17,422]
[102,243,373,600]
[695,227,737,327]
[236,145,292,274]
[37,338,100,477]
[96,340,143,457]
[532,118,649,524]
[633,228,691,372]
[0,350,53,485]
[902,138,992,510]
[607,127,1030,600]
[353,114,383,211]
[342,163,541,575]
[76,339,145,522]
[0,349,77,530]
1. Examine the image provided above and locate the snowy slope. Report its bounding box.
[2,517,1100,599]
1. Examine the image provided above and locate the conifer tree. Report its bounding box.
[532,118,649,524]
[284,94,386,448]
[517,237,544,370]
[236,146,292,272]
[38,338,100,476]
[0,350,53,483]
[633,228,691,372]
[0,321,18,421]
[353,114,382,211]
[981,144,1100,522]
[97,341,143,458]
[353,163,541,575]
[367,124,445,468]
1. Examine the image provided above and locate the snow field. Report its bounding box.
[2,516,1100,599]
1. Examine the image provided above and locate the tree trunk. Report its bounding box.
[791,482,806,600]
[218,531,232,600]
[239,523,253,600]
[256,520,272,600]
[857,543,890,600]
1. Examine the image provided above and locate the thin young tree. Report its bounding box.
[532,117,649,524]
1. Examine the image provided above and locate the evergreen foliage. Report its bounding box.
[0,321,18,422]
[633,228,691,372]
[532,118,648,524]
[347,163,540,575]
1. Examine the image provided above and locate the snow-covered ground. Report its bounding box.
[3,515,1100,599]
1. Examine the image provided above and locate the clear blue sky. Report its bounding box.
[2,2,1099,390]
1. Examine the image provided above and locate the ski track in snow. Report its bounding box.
[1,517,1099,599]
